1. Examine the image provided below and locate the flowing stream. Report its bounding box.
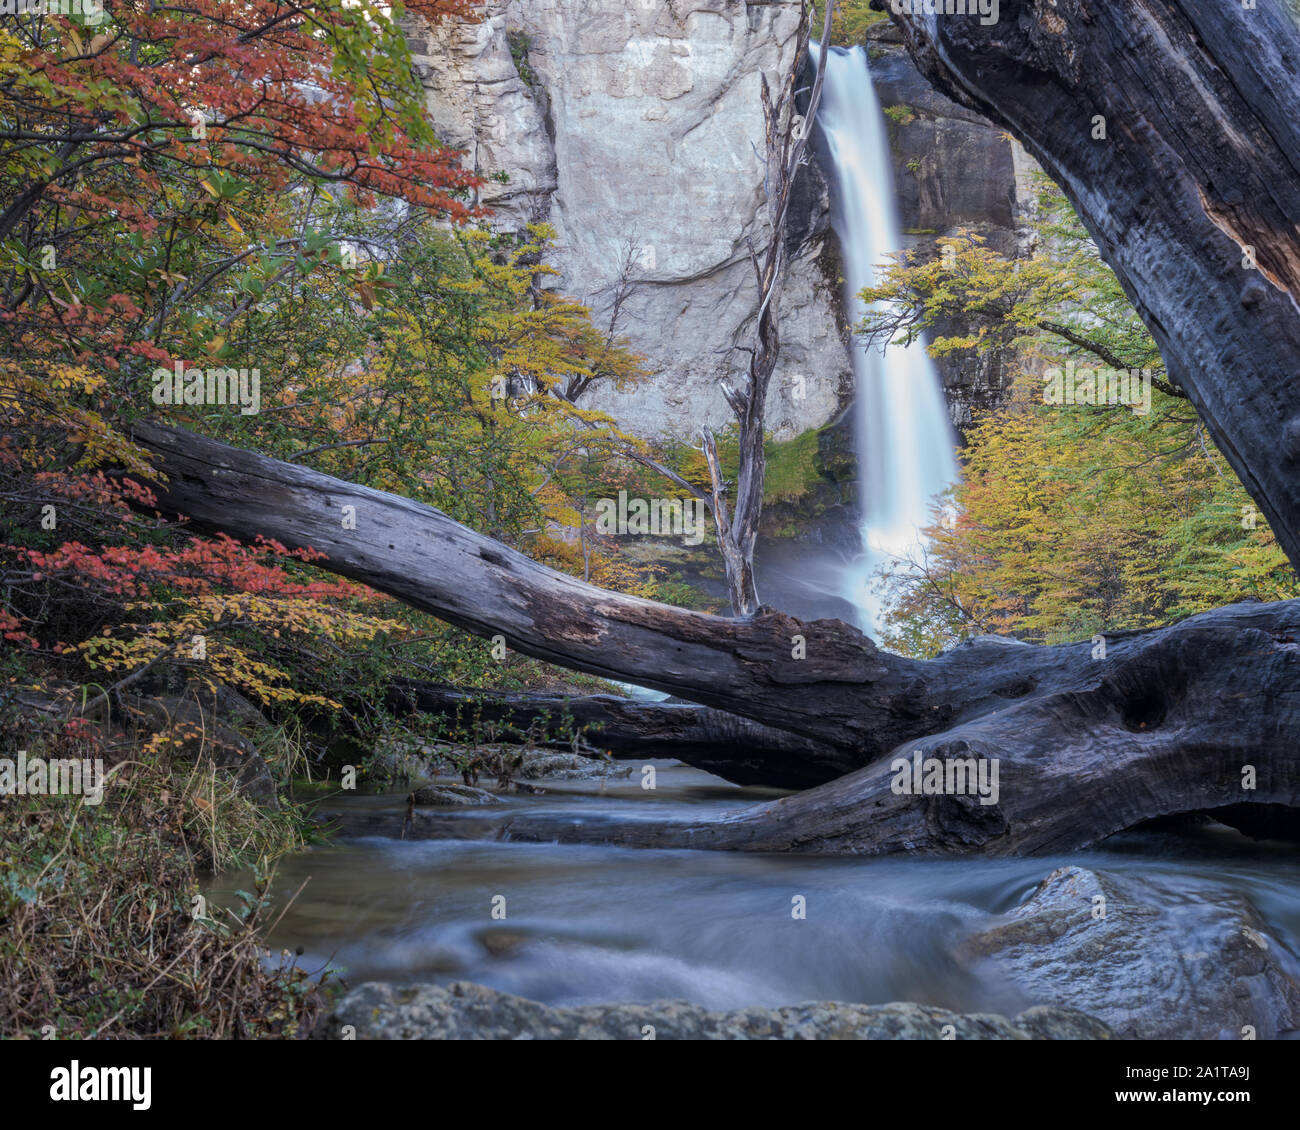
[212,766,1300,1014]
[814,44,959,634]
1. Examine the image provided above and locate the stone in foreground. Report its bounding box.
[316,980,1112,1040]
[959,866,1300,1040]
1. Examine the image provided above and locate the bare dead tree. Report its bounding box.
[700,0,833,614]
[541,2,834,616]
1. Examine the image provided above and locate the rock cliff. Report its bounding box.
[410,0,847,439]
[409,3,1027,445]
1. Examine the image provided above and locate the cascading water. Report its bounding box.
[813,44,959,635]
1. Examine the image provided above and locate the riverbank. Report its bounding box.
[0,713,320,1039]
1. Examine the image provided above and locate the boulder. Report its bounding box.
[513,749,634,781]
[958,866,1300,1040]
[316,979,1113,1040]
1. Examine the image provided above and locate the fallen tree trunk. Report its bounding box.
[887,0,1300,571]
[133,421,1300,853]
[128,420,986,760]
[383,680,850,788]
[344,601,1300,854]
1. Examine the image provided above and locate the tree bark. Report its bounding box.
[355,600,1300,854]
[383,679,852,788]
[132,421,1300,853]
[884,0,1300,571]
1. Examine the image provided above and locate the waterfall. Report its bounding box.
[812,44,959,636]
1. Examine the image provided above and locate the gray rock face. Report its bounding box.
[412,0,851,440]
[317,979,1113,1040]
[410,4,1026,453]
[959,866,1300,1041]
[868,38,1021,238]
[404,7,556,225]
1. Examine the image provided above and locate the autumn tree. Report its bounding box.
[0,0,488,708]
[0,0,684,721]
[857,177,1298,655]
[0,0,483,518]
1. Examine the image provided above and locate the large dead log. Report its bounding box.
[885,0,1300,570]
[383,680,851,788]
[349,601,1300,854]
[132,421,1300,853]
[127,420,1007,760]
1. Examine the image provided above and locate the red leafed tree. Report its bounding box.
[0,1,482,700]
[1,0,481,384]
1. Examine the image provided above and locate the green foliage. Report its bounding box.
[863,176,1299,656]
[764,428,827,504]
[812,0,890,45]
[508,30,537,86]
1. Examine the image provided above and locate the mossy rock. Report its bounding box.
[815,414,858,487]
[763,428,826,505]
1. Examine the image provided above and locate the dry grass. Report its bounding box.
[0,695,323,1039]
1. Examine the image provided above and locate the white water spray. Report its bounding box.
[813,44,959,635]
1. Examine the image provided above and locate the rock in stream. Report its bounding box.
[958,866,1300,1040]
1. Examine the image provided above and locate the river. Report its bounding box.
[210,762,1300,1020]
